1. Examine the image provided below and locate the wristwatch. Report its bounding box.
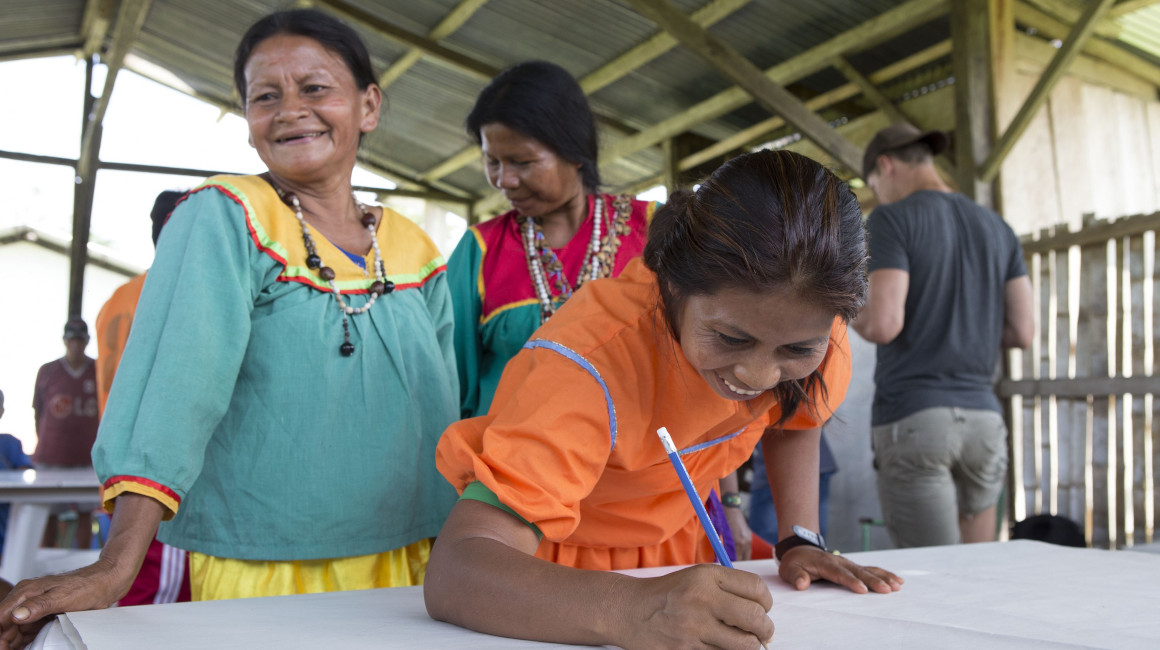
[774,525,827,561]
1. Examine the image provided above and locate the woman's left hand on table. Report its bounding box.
[777,546,903,594]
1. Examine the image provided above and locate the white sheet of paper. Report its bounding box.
[34,541,1160,649]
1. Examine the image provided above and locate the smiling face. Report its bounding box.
[480,122,585,218]
[243,34,381,186]
[676,285,836,402]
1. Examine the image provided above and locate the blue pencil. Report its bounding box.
[658,427,770,650]
[656,427,733,568]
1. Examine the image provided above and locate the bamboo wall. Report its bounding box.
[1003,213,1159,548]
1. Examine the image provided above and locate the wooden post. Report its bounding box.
[68,56,100,319]
[951,0,997,208]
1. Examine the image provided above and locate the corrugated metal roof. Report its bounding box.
[1,0,1156,209]
[1118,3,1160,61]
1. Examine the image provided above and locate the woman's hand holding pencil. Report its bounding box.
[655,427,774,649]
[620,564,774,650]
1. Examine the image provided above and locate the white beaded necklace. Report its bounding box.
[282,189,394,356]
[522,195,633,324]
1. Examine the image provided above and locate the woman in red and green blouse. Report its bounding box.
[446,61,658,419]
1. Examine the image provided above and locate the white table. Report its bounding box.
[31,540,1160,649]
[0,469,102,583]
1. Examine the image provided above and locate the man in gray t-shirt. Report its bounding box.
[852,124,1034,548]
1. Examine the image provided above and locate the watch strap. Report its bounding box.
[775,531,825,561]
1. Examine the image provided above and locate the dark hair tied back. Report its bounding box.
[644,149,868,423]
[234,9,377,106]
[466,61,600,190]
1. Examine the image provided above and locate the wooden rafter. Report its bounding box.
[319,0,644,181]
[0,36,84,61]
[78,0,151,178]
[377,0,490,89]
[1015,1,1160,87]
[600,0,949,167]
[318,0,496,79]
[1024,0,1124,38]
[625,0,864,173]
[980,0,1118,182]
[616,40,954,195]
[831,55,956,178]
[580,0,752,95]
[78,0,115,58]
[419,0,754,184]
[831,56,915,127]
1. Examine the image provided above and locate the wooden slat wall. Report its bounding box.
[1000,213,1159,548]
[999,41,1160,235]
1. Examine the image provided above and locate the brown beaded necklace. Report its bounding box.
[266,176,394,356]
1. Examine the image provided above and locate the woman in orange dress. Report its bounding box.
[427,150,903,649]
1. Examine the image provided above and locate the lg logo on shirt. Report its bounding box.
[48,395,98,419]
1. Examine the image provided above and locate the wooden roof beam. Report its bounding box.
[78,0,115,58]
[980,0,1117,182]
[1023,0,1124,38]
[831,55,957,178]
[600,0,949,167]
[419,0,754,184]
[78,0,151,179]
[0,41,83,63]
[377,0,491,89]
[615,40,954,195]
[831,56,919,127]
[1015,1,1160,87]
[625,0,864,174]
[320,0,643,174]
[318,0,497,79]
[580,0,752,94]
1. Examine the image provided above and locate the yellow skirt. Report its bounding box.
[188,538,431,601]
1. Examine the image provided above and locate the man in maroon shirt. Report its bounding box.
[32,317,100,548]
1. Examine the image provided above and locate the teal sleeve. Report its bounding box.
[461,481,543,540]
[91,187,256,499]
[421,269,461,411]
[447,230,485,419]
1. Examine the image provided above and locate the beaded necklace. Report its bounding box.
[273,182,394,356]
[520,194,633,323]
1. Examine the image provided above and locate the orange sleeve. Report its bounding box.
[436,342,617,542]
[95,275,144,417]
[775,317,852,430]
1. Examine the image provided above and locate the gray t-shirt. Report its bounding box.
[865,190,1027,426]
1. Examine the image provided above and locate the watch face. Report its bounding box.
[792,525,824,548]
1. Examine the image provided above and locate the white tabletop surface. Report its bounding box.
[0,469,100,502]
[33,540,1160,649]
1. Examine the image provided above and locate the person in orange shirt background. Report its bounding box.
[427,150,903,649]
[95,190,184,417]
[94,189,191,607]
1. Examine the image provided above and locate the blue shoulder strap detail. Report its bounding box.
[522,339,617,451]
